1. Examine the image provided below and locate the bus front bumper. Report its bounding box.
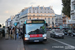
[24,39,47,42]
[24,37,47,42]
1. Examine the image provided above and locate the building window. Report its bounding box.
[74,4,75,10]
[48,15,50,16]
[45,12,46,13]
[48,18,50,24]
[29,15,31,16]
[48,18,50,20]
[33,10,35,13]
[52,18,53,20]
[45,18,46,20]
[41,11,42,13]
[45,8,46,10]
[33,15,35,16]
[37,15,39,16]
[41,14,42,16]
[33,8,34,10]
[40,7,43,10]
[37,11,38,13]
[48,8,50,10]
[45,15,46,16]
[37,18,38,19]
[35,8,36,10]
[30,18,31,19]
[29,10,31,13]
[41,18,43,19]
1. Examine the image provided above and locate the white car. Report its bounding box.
[50,29,64,39]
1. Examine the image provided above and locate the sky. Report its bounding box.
[0,0,63,24]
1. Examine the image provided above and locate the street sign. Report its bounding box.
[14,22,17,26]
[59,25,63,29]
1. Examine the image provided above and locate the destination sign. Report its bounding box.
[26,20,45,23]
[27,21,32,23]
[32,20,44,23]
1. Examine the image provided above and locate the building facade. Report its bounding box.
[66,0,75,28]
[55,14,70,28]
[55,15,63,27]
[11,14,20,28]
[71,0,75,20]
[19,6,55,28]
[62,15,70,27]
[5,18,11,34]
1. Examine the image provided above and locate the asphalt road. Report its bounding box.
[1,31,75,50]
[24,31,75,50]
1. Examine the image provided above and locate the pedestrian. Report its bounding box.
[7,27,11,39]
[17,28,19,39]
[20,29,23,39]
[12,28,15,39]
[10,28,13,39]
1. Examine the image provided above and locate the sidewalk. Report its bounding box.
[0,38,24,50]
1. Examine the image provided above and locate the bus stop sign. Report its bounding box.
[14,22,17,26]
[59,25,63,29]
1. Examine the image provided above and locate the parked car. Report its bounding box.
[50,29,64,39]
[67,28,73,36]
[63,28,68,35]
[70,29,75,36]
[49,28,52,31]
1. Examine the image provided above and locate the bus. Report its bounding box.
[23,19,47,44]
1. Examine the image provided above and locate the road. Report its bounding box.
[24,31,75,50]
[1,31,75,50]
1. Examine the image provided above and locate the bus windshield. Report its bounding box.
[26,24,46,34]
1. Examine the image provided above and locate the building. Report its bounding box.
[69,0,75,24]
[62,15,70,27]
[55,15,63,27]
[55,14,70,28]
[11,14,20,28]
[19,6,56,28]
[5,18,11,34]
[71,0,75,20]
[67,0,75,28]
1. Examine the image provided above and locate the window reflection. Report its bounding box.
[26,24,46,34]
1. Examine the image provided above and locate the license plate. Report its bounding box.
[34,40,39,42]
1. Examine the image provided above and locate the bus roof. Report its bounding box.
[25,19,45,21]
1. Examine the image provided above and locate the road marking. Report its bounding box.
[48,37,75,48]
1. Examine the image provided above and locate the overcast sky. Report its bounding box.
[0,0,62,24]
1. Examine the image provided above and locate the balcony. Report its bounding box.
[71,10,75,14]
[72,0,75,3]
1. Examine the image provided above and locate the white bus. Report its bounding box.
[23,19,47,44]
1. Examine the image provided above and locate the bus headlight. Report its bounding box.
[43,34,47,39]
[24,38,29,40]
[43,34,47,37]
[44,37,46,39]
